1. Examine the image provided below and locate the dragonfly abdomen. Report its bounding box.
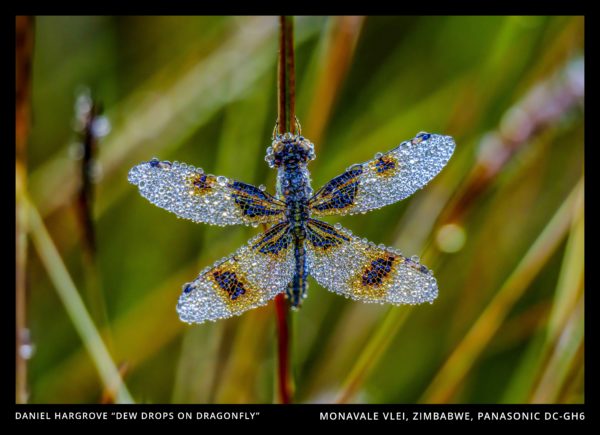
[279,163,311,307]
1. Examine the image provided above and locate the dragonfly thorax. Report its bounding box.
[265,133,315,169]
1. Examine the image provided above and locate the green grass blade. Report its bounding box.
[420,178,583,403]
[26,194,134,404]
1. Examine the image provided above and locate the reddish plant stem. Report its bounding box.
[274,15,295,404]
[275,294,292,403]
[16,15,34,404]
[278,16,296,134]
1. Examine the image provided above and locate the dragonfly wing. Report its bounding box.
[305,219,438,305]
[128,159,286,226]
[177,221,294,323]
[309,133,455,217]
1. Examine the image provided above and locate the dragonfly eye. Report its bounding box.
[267,135,316,167]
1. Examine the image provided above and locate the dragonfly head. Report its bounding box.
[265,133,316,168]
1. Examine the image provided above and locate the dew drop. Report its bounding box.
[19,343,34,360]
[217,176,228,186]
[92,116,111,137]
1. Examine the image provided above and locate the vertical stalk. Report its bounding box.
[74,95,113,353]
[274,15,295,404]
[77,98,99,257]
[275,294,293,403]
[278,16,296,135]
[16,15,34,404]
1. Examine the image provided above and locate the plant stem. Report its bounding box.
[74,94,113,355]
[77,97,99,257]
[274,15,296,404]
[275,294,293,403]
[278,16,296,135]
[16,15,34,404]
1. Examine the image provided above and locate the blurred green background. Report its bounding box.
[17,15,584,404]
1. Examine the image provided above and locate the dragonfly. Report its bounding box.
[128,127,455,324]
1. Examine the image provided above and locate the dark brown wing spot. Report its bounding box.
[212,270,247,301]
[361,255,397,288]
